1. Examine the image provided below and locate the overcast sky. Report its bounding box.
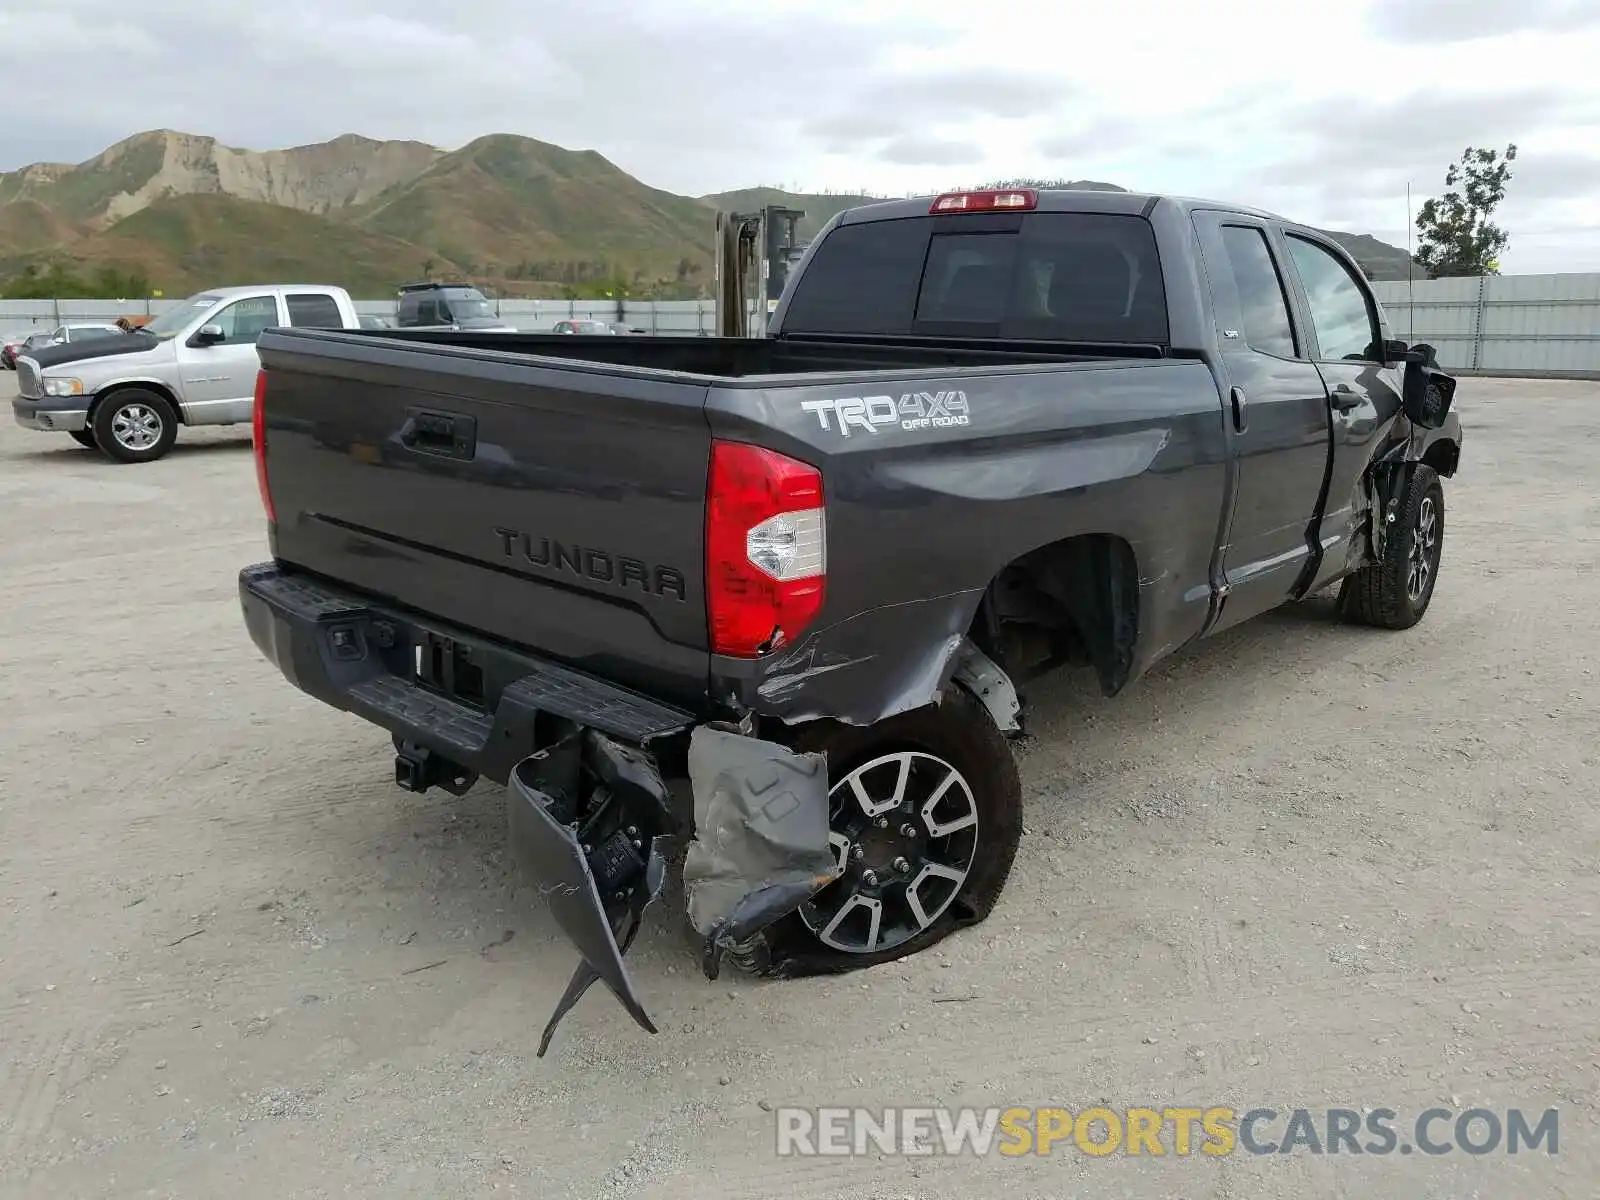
[3,0,1599,272]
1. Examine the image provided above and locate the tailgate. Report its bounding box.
[256,330,712,708]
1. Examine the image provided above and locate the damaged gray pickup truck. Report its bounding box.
[238,187,1462,1052]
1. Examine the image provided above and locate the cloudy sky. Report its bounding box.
[4,0,1600,271]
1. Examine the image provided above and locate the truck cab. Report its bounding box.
[12,283,363,463]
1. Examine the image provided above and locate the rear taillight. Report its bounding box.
[252,368,274,523]
[706,440,826,658]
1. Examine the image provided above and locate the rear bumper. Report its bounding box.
[12,397,89,433]
[241,561,844,1053]
[239,562,695,780]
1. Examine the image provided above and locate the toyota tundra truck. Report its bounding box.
[238,188,1462,1052]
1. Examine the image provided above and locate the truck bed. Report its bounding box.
[254,326,1218,718]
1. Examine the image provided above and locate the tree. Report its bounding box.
[1415,144,1517,278]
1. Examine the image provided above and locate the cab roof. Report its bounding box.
[834,189,1286,226]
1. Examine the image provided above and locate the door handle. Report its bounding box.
[1330,384,1362,412]
[1229,386,1248,433]
[399,408,477,459]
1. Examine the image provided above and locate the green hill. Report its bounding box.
[0,129,1424,295]
[0,199,87,256]
[350,134,717,284]
[0,193,454,296]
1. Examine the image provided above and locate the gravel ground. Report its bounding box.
[1,373,1596,1200]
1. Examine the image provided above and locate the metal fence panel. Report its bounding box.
[1371,274,1600,375]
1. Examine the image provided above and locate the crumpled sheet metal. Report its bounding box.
[749,591,983,727]
[682,726,838,964]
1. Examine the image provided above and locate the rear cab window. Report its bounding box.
[782,210,1169,345]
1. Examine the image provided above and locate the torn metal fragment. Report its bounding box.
[682,726,838,977]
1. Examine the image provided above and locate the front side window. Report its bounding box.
[204,296,280,345]
[1219,225,1297,358]
[437,288,493,322]
[145,294,221,340]
[1285,235,1379,361]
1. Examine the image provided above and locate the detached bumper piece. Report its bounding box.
[508,730,678,1056]
[683,726,838,978]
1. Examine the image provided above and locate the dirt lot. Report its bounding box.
[1,373,1596,1199]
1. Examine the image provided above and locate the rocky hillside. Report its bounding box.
[0,130,1422,295]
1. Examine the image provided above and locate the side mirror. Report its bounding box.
[1380,337,1409,366]
[191,324,225,346]
[1401,352,1456,430]
[50,336,65,344]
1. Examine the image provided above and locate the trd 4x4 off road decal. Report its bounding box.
[800,390,971,437]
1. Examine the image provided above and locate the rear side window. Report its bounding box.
[783,212,1168,344]
[1219,226,1297,358]
[286,293,344,328]
[397,293,438,326]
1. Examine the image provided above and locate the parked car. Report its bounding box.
[5,323,129,368]
[393,281,516,332]
[239,187,1462,1051]
[11,284,362,462]
[1,331,37,369]
[41,322,127,346]
[551,319,616,335]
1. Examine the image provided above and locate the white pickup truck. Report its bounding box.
[11,284,364,463]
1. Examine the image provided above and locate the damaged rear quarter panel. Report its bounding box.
[703,359,1232,725]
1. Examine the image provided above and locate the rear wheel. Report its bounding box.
[740,686,1023,976]
[92,389,178,464]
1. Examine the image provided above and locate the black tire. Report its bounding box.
[91,389,178,464]
[736,686,1023,978]
[69,430,98,449]
[1341,465,1444,630]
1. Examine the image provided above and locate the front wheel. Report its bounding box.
[740,686,1023,977]
[92,389,178,463]
[1341,464,1445,629]
[69,430,98,449]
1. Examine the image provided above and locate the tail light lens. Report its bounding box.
[929,188,1037,213]
[706,440,826,657]
[252,368,275,523]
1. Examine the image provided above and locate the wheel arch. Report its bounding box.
[88,380,185,425]
[969,530,1142,699]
